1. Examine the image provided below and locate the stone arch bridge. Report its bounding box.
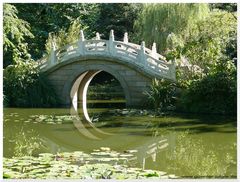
[38,30,176,121]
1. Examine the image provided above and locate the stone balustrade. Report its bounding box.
[37,30,176,81]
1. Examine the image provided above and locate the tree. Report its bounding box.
[3,4,34,67]
[134,3,209,54]
[13,3,100,59]
[179,59,236,114]
[210,3,237,12]
[169,10,237,72]
[4,60,59,107]
[45,18,87,53]
[95,3,142,41]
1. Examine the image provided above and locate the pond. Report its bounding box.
[3,108,237,178]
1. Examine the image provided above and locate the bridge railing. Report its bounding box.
[37,30,175,81]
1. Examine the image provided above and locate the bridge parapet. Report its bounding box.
[37,30,175,81]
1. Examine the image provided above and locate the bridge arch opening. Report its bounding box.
[70,70,126,122]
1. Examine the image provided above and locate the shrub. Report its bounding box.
[144,78,177,111]
[3,60,59,107]
[178,60,236,114]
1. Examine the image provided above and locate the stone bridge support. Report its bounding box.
[45,58,152,108]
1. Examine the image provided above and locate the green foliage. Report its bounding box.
[165,9,237,115]
[3,4,34,67]
[45,18,87,53]
[179,60,236,114]
[166,131,236,177]
[177,11,237,71]
[13,3,100,59]
[95,4,142,40]
[144,79,176,111]
[210,3,237,12]
[3,61,59,107]
[134,4,209,53]
[44,3,142,50]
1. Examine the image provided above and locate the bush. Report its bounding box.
[144,78,177,111]
[3,60,59,107]
[178,61,236,114]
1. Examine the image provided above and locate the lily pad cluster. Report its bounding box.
[3,148,178,179]
[4,113,20,122]
[106,109,159,117]
[29,115,78,124]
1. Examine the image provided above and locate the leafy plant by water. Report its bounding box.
[144,78,177,111]
[178,60,237,115]
[3,60,60,107]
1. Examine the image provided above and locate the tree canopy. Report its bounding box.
[3,4,34,67]
[134,3,210,53]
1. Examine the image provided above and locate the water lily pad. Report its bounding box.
[39,153,54,158]
[160,175,169,179]
[168,174,178,178]
[158,171,167,175]
[91,152,112,156]
[16,161,31,166]
[100,147,111,151]
[96,158,115,162]
[45,118,54,122]
[29,168,49,174]
[3,149,172,179]
[125,150,138,153]
[93,149,100,152]
[111,173,128,180]
[35,118,42,122]
[119,154,134,157]
[3,171,22,179]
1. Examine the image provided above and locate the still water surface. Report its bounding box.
[3,108,237,177]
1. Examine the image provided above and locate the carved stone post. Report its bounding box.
[151,42,157,58]
[138,41,146,67]
[49,39,57,66]
[123,32,128,43]
[108,30,115,55]
[170,59,176,81]
[78,30,85,55]
[96,32,100,40]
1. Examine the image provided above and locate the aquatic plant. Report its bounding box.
[3,148,177,179]
[144,78,177,111]
[30,115,77,124]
